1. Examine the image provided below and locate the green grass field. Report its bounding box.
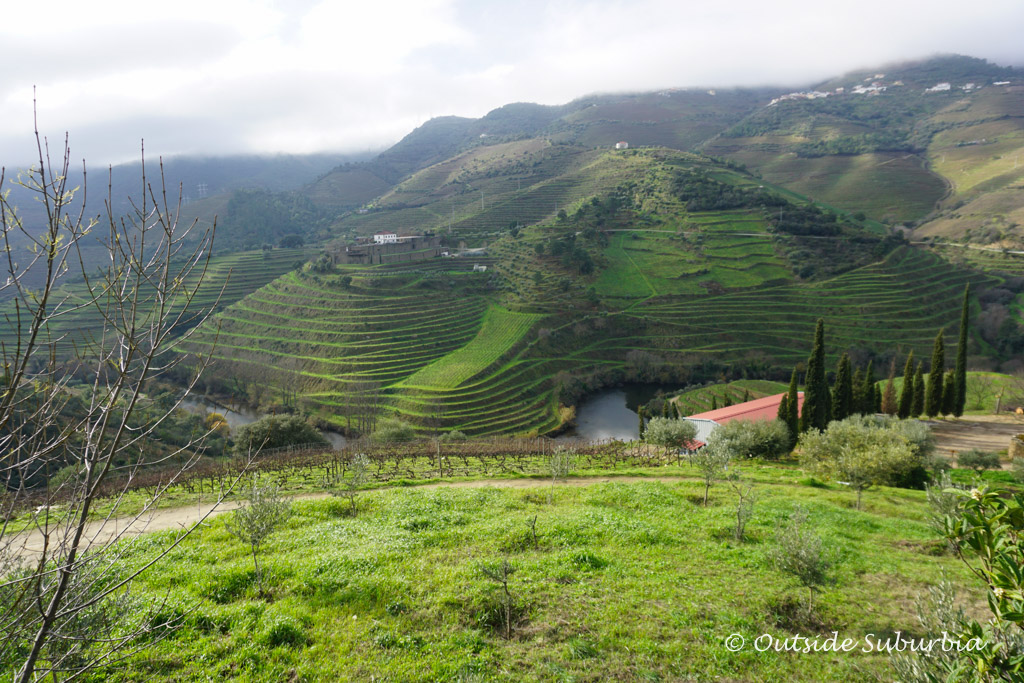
[400,306,541,389]
[102,470,986,682]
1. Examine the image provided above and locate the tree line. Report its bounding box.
[785,284,971,441]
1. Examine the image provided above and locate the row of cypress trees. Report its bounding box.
[779,285,971,435]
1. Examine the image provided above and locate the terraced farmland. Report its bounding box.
[177,270,490,398]
[399,306,540,389]
[397,248,991,434]
[671,379,789,415]
[0,248,311,355]
[613,247,994,368]
[931,243,1024,275]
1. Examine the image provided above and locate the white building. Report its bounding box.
[373,231,399,244]
[926,82,952,92]
[615,141,629,150]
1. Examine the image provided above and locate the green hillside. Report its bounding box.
[0,248,313,355]
[108,476,980,682]
[700,56,1023,234]
[179,145,998,437]
[284,55,1022,255]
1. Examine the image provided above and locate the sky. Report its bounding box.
[2,0,1023,166]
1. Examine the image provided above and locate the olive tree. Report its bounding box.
[706,419,791,460]
[1,120,237,681]
[770,507,836,615]
[644,417,697,464]
[799,416,919,509]
[226,479,293,595]
[690,443,731,506]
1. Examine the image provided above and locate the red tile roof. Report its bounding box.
[687,392,803,424]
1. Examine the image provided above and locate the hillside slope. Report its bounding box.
[179,148,997,436]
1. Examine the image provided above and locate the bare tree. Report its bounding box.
[0,109,239,681]
[964,374,997,412]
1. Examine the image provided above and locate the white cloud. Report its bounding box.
[0,0,1022,165]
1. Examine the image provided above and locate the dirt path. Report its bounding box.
[925,417,1021,460]
[11,475,690,559]
[21,418,1019,559]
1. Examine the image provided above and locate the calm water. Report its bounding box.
[560,384,680,441]
[180,397,347,448]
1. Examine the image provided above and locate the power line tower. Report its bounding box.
[197,182,208,199]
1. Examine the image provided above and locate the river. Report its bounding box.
[180,397,348,449]
[558,383,680,441]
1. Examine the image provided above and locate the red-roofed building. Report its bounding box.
[683,392,803,448]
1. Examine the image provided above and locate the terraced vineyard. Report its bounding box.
[670,379,789,415]
[930,243,1024,275]
[0,248,311,355]
[178,270,489,392]
[170,141,1004,439]
[617,247,994,367]
[399,306,540,389]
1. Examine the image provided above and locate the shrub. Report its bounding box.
[438,429,467,442]
[957,449,1001,474]
[1013,457,1024,483]
[371,418,416,444]
[707,419,790,460]
[770,506,836,615]
[232,415,327,455]
[799,416,920,509]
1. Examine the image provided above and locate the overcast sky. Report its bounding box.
[2,0,1022,166]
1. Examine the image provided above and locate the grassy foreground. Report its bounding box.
[102,469,980,682]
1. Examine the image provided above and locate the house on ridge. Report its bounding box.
[373,231,399,244]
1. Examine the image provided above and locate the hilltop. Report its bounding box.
[289,55,1024,251]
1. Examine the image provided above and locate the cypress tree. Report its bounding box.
[943,370,957,415]
[662,400,670,418]
[723,393,734,407]
[801,319,829,431]
[851,366,865,415]
[912,362,925,417]
[881,359,898,415]
[711,395,718,410]
[786,368,800,439]
[831,352,853,421]
[743,389,751,403]
[861,360,875,414]
[898,351,915,419]
[672,402,680,419]
[777,394,789,423]
[873,383,882,412]
[954,285,970,417]
[925,329,945,418]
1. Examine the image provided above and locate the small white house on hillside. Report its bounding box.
[373,231,399,244]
